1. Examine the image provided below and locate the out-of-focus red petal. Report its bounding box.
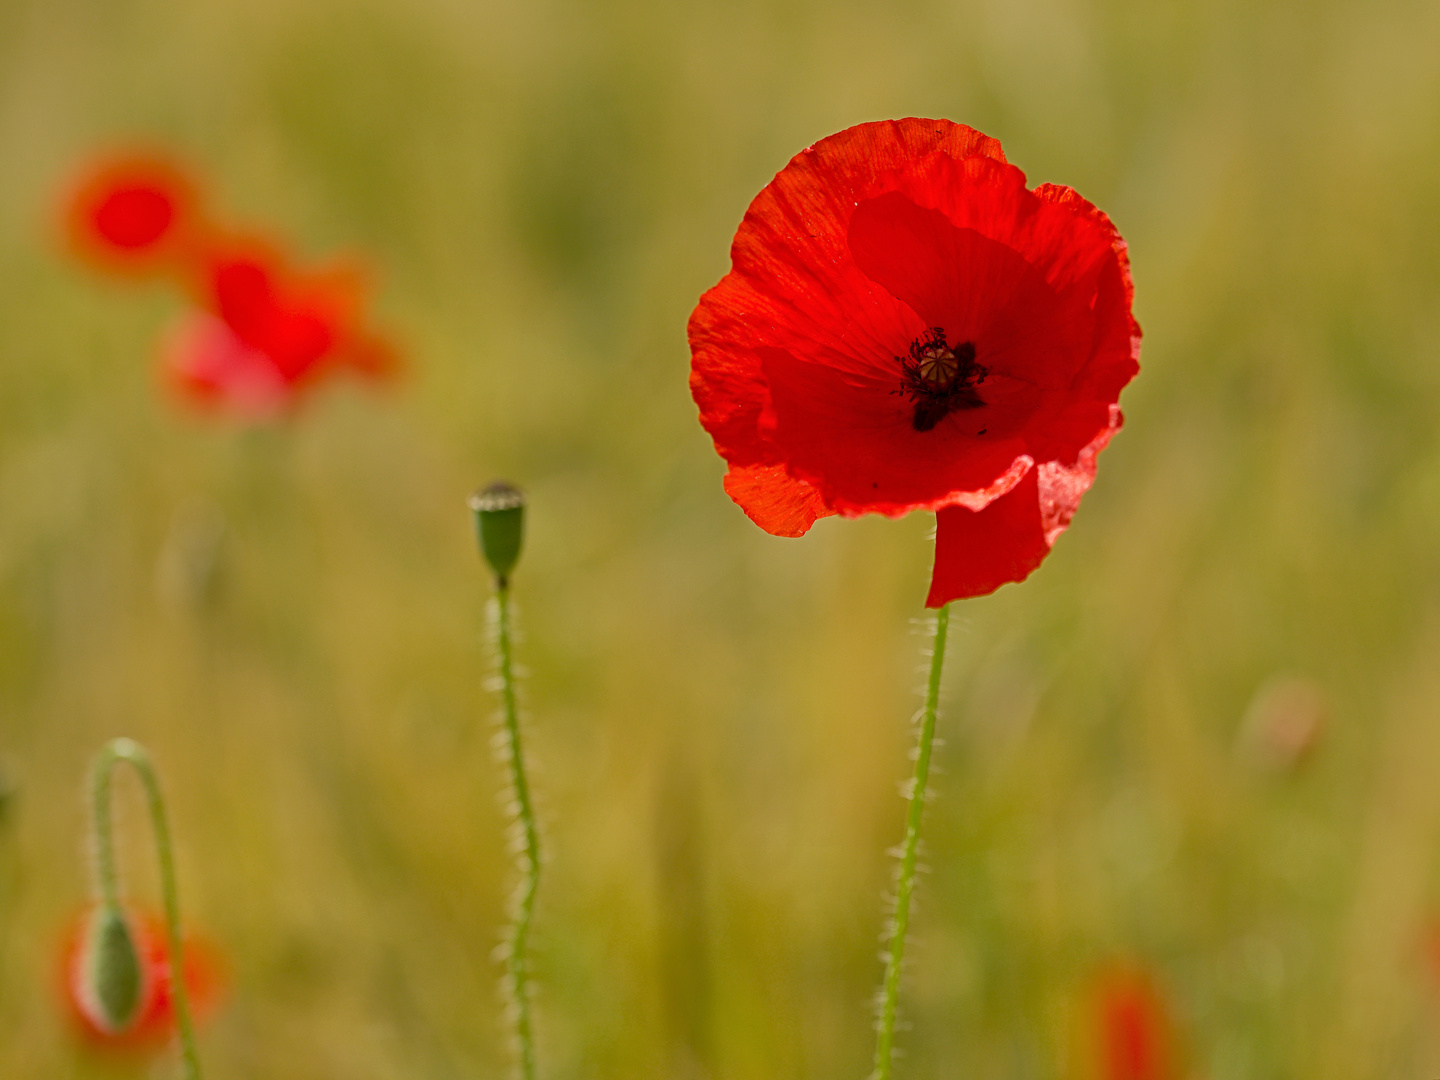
[1092,967,1174,1080]
[65,155,201,275]
[163,311,295,417]
[131,913,224,1043]
[927,466,1049,605]
[66,152,398,418]
[723,463,834,537]
[198,241,355,384]
[96,188,174,249]
[339,331,402,379]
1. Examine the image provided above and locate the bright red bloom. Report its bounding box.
[689,119,1140,604]
[63,906,224,1051]
[1092,967,1175,1080]
[66,155,199,274]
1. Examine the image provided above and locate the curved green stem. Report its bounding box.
[91,738,203,1080]
[873,603,951,1080]
[494,583,539,1080]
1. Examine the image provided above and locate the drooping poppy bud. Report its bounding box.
[469,482,526,586]
[63,906,225,1051]
[73,738,225,1061]
[70,904,148,1036]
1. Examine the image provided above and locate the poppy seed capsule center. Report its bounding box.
[897,327,987,432]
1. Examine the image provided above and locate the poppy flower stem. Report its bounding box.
[90,738,203,1080]
[873,602,951,1080]
[492,580,540,1080]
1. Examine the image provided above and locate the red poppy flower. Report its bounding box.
[63,905,224,1052]
[65,155,200,275]
[688,118,1140,604]
[1092,967,1175,1080]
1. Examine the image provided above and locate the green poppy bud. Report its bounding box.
[468,482,525,586]
[75,903,146,1034]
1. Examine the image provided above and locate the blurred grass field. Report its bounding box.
[4,0,1440,1077]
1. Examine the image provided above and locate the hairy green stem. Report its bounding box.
[873,603,951,1080]
[494,583,539,1080]
[91,738,203,1080]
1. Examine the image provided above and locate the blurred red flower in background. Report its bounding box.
[1091,967,1176,1080]
[65,151,397,417]
[165,237,397,416]
[66,155,200,275]
[63,905,224,1052]
[688,118,1140,604]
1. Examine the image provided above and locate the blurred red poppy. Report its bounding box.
[159,235,397,414]
[1092,967,1175,1080]
[689,118,1140,604]
[63,905,224,1052]
[162,310,298,418]
[1423,919,1440,992]
[65,151,399,417]
[65,154,201,275]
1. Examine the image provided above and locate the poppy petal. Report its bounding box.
[690,119,1005,475]
[1036,406,1120,544]
[927,467,1049,605]
[926,408,1120,605]
[722,463,834,537]
[847,158,1135,467]
[758,344,1032,516]
[1033,184,1142,404]
[848,180,1093,392]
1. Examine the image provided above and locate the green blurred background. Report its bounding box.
[4,0,1440,1077]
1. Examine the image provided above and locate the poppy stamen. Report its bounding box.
[896,327,986,432]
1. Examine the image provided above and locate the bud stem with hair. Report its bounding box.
[470,482,539,1080]
[90,738,203,1080]
[873,603,951,1080]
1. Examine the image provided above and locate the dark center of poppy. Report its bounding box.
[895,327,987,432]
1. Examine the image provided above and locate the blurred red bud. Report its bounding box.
[1091,966,1177,1080]
[1237,675,1326,773]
